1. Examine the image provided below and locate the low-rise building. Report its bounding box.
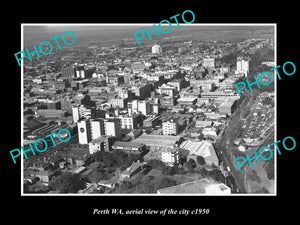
[195,120,213,128]
[119,161,143,180]
[218,98,238,115]
[157,178,231,194]
[180,140,219,166]
[202,127,218,140]
[36,109,66,118]
[143,114,160,127]
[110,98,128,109]
[119,113,143,129]
[132,134,183,150]
[177,97,197,106]
[161,148,182,165]
[89,136,115,154]
[158,84,177,97]
[112,141,146,155]
[160,96,176,107]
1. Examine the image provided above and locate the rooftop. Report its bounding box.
[112,141,145,149]
[132,134,182,147]
[157,178,231,194]
[180,140,214,158]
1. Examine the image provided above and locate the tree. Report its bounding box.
[262,97,274,106]
[147,159,166,170]
[183,160,194,172]
[154,177,178,191]
[26,115,35,120]
[138,176,156,193]
[86,51,93,57]
[196,156,205,165]
[197,167,208,177]
[162,166,176,176]
[254,187,269,193]
[172,164,186,175]
[263,158,274,180]
[49,172,86,193]
[188,158,197,168]
[114,181,133,193]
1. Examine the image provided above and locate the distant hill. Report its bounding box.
[23,25,274,48]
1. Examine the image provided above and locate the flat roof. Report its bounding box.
[177,97,197,101]
[112,141,145,148]
[157,178,230,194]
[132,134,181,147]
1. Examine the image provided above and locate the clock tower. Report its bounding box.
[77,119,91,144]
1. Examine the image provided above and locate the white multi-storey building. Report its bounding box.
[72,105,94,123]
[162,120,178,136]
[110,98,128,108]
[236,57,249,76]
[161,148,180,165]
[90,119,105,140]
[131,100,151,116]
[152,44,162,54]
[78,119,91,144]
[104,119,122,138]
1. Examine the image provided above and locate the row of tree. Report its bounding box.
[49,172,85,193]
[85,149,140,170]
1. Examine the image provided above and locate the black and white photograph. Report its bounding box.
[3,4,298,222]
[20,24,276,196]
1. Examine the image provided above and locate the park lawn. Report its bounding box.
[246,159,274,194]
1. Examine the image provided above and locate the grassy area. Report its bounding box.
[245,159,274,194]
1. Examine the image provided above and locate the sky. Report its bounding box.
[23,24,275,47]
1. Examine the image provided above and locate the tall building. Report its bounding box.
[130,100,151,116]
[72,105,95,123]
[162,120,178,136]
[78,119,92,144]
[61,64,75,79]
[75,65,85,78]
[137,100,151,116]
[110,98,128,108]
[131,83,152,99]
[104,119,122,138]
[151,104,159,114]
[236,57,250,76]
[90,119,105,140]
[152,44,162,54]
[119,113,142,129]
